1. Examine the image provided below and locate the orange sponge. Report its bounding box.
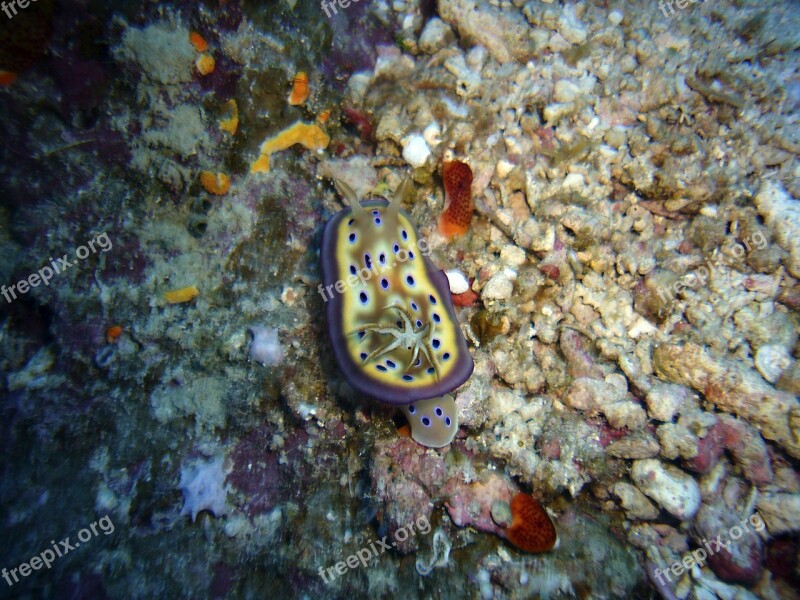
[199,171,231,195]
[504,493,558,553]
[288,71,309,106]
[189,32,208,52]
[439,159,473,238]
[195,54,215,76]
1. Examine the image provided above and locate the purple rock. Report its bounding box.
[692,501,764,585]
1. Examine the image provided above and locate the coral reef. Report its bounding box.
[1,0,799,598]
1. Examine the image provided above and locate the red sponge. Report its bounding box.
[504,493,558,553]
[439,159,473,238]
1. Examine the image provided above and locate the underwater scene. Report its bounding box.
[0,0,799,598]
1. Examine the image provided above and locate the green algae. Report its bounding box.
[541,137,592,166]
[471,310,506,345]
[560,41,594,67]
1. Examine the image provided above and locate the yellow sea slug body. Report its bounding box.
[320,181,473,405]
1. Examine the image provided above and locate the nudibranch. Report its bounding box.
[401,395,459,448]
[321,180,474,406]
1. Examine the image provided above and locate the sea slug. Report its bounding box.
[320,179,473,405]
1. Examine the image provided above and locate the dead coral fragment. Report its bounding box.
[199,171,231,195]
[164,285,200,304]
[503,493,558,553]
[288,71,309,105]
[439,159,473,238]
[251,121,330,174]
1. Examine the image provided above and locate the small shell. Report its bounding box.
[401,134,431,168]
[423,122,442,147]
[496,159,515,178]
[445,269,470,294]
